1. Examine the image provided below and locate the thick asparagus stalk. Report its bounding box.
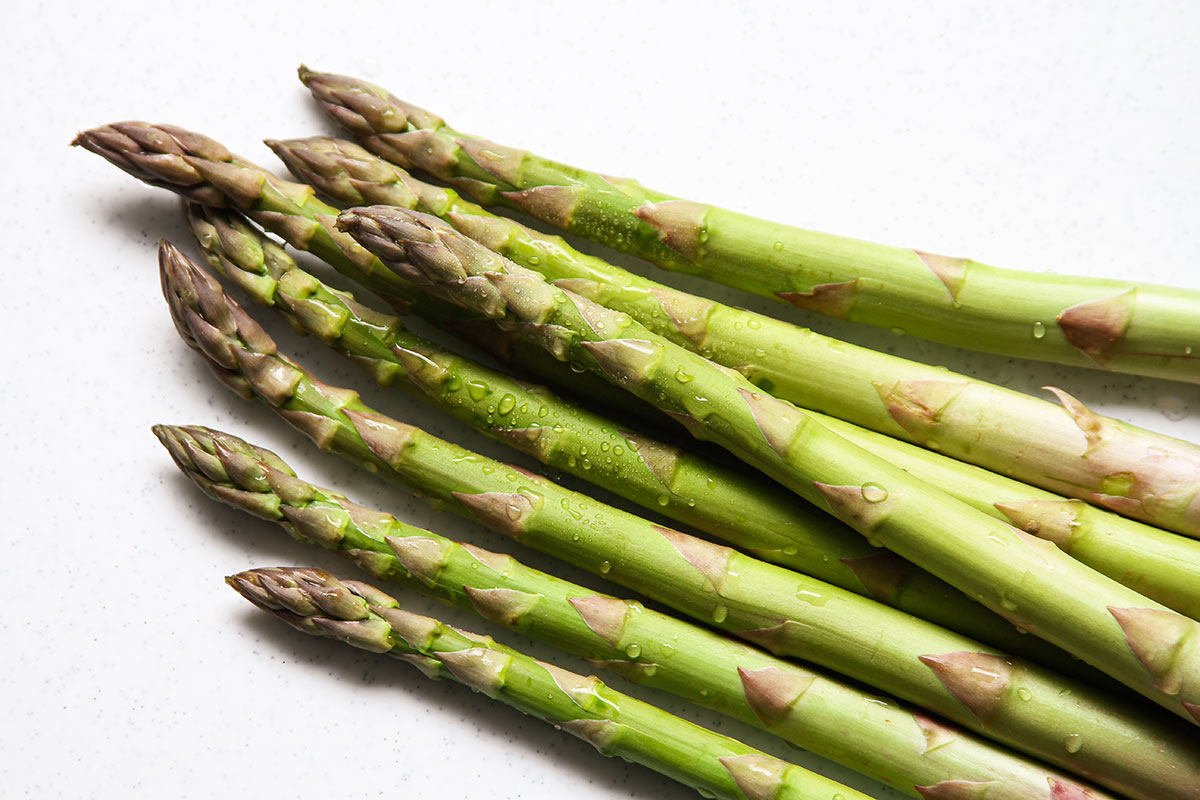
[299,67,1200,386]
[186,202,1110,670]
[228,566,874,800]
[158,242,1200,793]
[158,424,1148,800]
[75,121,1200,539]
[269,135,1200,615]
[337,205,1200,724]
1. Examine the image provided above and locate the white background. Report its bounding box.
[5,1,1200,798]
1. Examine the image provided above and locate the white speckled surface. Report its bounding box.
[4,2,1200,797]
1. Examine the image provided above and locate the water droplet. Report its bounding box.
[599,441,610,452]
[861,482,888,503]
[674,368,694,383]
[497,394,516,415]
[1032,321,1046,340]
[733,320,743,329]
[1016,687,1032,702]
[782,545,798,556]
[999,593,1018,611]
[446,375,463,392]
[712,604,728,623]
[890,327,906,336]
[528,255,540,265]
[560,498,582,520]
[1064,733,1082,753]
[795,588,829,606]
[537,406,549,418]
[747,319,761,330]
[625,644,641,658]
[612,445,624,456]
[753,348,766,358]
[504,503,523,521]
[466,380,490,400]
[571,533,580,542]
[569,361,587,373]
[599,560,612,574]
[1186,345,1194,355]
[661,643,676,658]
[773,241,784,251]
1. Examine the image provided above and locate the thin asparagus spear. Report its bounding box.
[336,205,1200,724]
[159,422,1146,799]
[268,136,1200,616]
[298,67,1200,386]
[158,241,1200,794]
[75,121,1200,539]
[228,566,874,800]
[186,201,1106,671]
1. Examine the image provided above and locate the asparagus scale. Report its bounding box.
[159,422,1146,799]
[229,566,873,800]
[298,67,1200,385]
[337,204,1200,724]
[157,241,1200,800]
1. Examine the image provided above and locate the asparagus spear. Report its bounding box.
[186,201,1109,672]
[336,205,1200,724]
[298,67,1200,385]
[158,242,1200,792]
[75,122,1200,540]
[158,424,1147,800]
[268,135,1200,616]
[228,566,874,800]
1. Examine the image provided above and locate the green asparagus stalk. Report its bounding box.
[158,424,1152,800]
[72,122,426,307]
[75,122,1200,540]
[158,241,1200,794]
[186,201,1110,672]
[228,567,874,800]
[336,205,1200,724]
[268,135,1200,616]
[299,67,1200,386]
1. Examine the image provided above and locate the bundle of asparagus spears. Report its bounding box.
[75,67,1200,800]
